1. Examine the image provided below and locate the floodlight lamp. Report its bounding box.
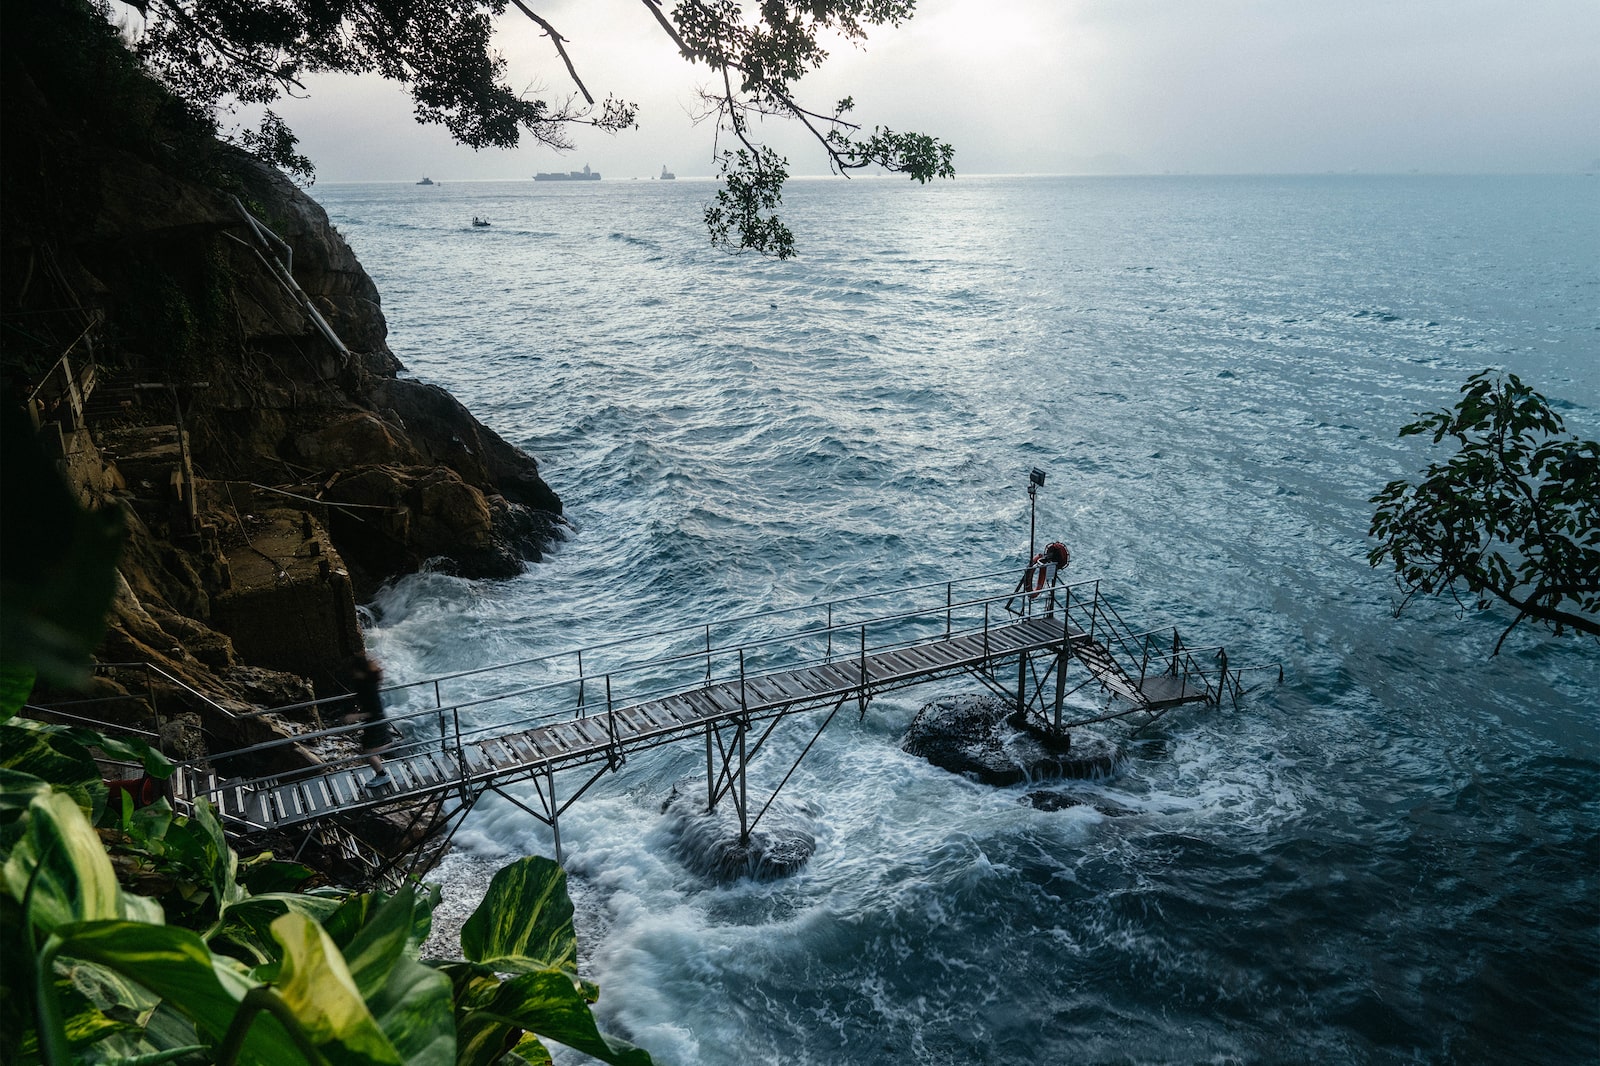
[1030,467,1047,488]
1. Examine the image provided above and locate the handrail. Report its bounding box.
[239,567,1057,720]
[147,568,1266,807]
[19,704,161,740]
[184,569,1062,779]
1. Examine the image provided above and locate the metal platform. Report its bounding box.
[171,569,1255,873]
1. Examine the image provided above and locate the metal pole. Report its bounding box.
[547,763,563,864]
[1016,647,1028,721]
[1028,480,1038,567]
[1054,611,1071,734]
[737,719,749,846]
[706,726,715,812]
[858,624,868,718]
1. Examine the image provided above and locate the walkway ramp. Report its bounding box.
[167,570,1264,867]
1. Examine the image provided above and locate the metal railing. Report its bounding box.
[24,568,1268,818]
[179,567,1127,804]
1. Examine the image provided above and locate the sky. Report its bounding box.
[246,0,1600,183]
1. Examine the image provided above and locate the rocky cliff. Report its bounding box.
[2,1,563,770]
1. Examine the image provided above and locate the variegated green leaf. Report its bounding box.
[333,887,454,1064]
[0,720,105,820]
[465,970,652,1066]
[363,953,455,1065]
[213,891,346,965]
[50,919,305,1066]
[0,767,51,820]
[270,910,403,1066]
[458,857,576,974]
[509,1031,556,1066]
[5,790,124,931]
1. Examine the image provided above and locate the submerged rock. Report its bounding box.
[1025,791,1139,815]
[661,787,818,883]
[902,693,1121,785]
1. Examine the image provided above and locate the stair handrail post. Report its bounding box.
[946,581,953,639]
[435,679,446,752]
[576,650,586,717]
[858,623,868,718]
[982,601,991,662]
[452,706,468,786]
[739,649,748,714]
[1170,628,1181,677]
[605,674,619,768]
[826,603,833,663]
[704,625,713,686]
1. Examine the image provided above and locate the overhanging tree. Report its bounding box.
[111,0,956,257]
[1368,370,1600,654]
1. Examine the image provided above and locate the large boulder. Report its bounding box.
[901,694,1121,785]
[661,786,818,883]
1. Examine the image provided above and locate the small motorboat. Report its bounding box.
[471,217,491,227]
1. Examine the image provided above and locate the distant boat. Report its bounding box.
[416,177,435,185]
[533,164,600,182]
[471,217,491,227]
[660,165,676,180]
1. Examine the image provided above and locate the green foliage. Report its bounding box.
[104,0,951,255]
[706,147,795,259]
[1,741,653,1065]
[1369,369,1600,653]
[234,110,314,185]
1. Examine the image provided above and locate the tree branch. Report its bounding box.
[508,2,594,106]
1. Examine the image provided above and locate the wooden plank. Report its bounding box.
[536,725,571,751]
[428,750,461,781]
[679,691,720,717]
[746,678,787,706]
[503,734,542,763]
[766,672,812,699]
[570,717,608,746]
[814,664,860,691]
[612,707,653,736]
[634,703,669,729]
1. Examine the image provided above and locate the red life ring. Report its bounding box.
[1028,542,1071,599]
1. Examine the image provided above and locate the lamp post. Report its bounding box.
[1028,467,1047,564]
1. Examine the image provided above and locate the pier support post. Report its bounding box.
[737,718,749,846]
[1016,649,1028,722]
[546,764,562,865]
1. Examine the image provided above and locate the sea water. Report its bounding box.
[313,174,1599,1064]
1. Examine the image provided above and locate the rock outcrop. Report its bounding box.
[901,694,1122,785]
[2,0,564,819]
[661,787,819,882]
